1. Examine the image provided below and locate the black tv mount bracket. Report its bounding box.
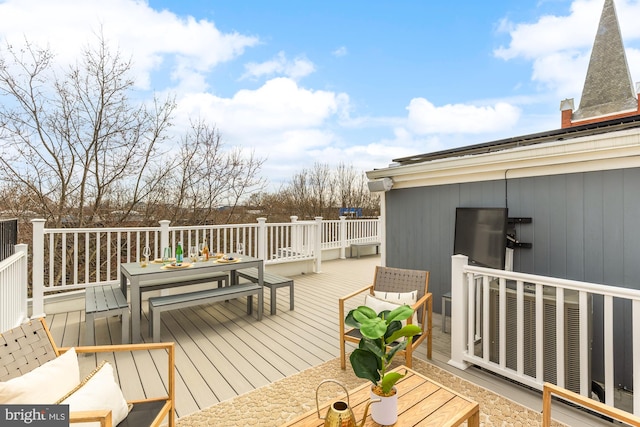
[507,217,532,249]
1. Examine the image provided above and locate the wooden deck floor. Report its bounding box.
[47,256,610,426]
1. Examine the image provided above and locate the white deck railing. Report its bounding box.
[29,216,381,316]
[450,254,640,416]
[345,219,380,244]
[322,218,380,247]
[0,244,28,331]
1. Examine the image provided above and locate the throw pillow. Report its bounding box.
[364,294,412,342]
[364,294,403,317]
[0,347,80,404]
[56,361,129,427]
[373,290,419,325]
[373,290,417,306]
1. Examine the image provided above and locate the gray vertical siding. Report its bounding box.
[385,167,640,389]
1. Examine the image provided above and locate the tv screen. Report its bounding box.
[454,207,508,270]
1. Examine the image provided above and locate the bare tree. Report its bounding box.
[269,162,379,219]
[0,35,175,227]
[169,119,266,224]
[0,34,266,231]
[335,162,371,209]
[308,162,334,215]
[282,163,332,219]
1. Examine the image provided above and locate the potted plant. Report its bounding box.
[345,303,421,424]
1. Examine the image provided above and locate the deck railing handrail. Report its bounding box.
[29,216,381,316]
[0,244,28,332]
[450,254,640,416]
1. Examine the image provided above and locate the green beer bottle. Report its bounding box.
[176,241,184,263]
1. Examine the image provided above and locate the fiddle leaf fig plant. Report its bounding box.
[345,303,421,396]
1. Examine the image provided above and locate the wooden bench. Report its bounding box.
[133,271,228,315]
[148,282,263,342]
[236,268,294,315]
[349,241,381,258]
[85,284,130,345]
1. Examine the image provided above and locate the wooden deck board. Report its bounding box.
[194,305,293,383]
[46,256,612,426]
[161,311,223,405]
[170,308,259,395]
[209,303,320,368]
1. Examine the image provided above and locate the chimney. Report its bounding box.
[560,98,574,129]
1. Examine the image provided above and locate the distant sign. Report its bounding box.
[339,207,362,217]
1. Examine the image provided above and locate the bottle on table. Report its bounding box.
[176,241,184,263]
[202,241,209,261]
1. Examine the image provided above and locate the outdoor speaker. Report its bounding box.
[367,177,393,192]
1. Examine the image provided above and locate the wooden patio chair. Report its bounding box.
[0,318,175,427]
[339,265,432,370]
[542,382,640,427]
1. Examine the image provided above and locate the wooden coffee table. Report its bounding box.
[281,365,479,426]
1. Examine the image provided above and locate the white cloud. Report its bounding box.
[282,127,435,182]
[494,1,601,61]
[332,46,348,57]
[180,77,346,131]
[175,77,350,182]
[406,98,521,134]
[362,128,439,159]
[531,51,589,97]
[0,0,259,91]
[242,51,315,80]
[627,48,640,83]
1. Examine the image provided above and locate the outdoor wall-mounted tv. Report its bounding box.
[453,207,508,270]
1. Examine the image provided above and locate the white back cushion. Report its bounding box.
[373,290,418,325]
[0,347,80,404]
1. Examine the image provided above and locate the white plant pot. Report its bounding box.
[370,386,398,425]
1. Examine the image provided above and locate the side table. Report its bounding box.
[281,365,479,426]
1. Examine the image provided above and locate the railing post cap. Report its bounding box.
[31,218,46,224]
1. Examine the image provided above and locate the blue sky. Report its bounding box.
[1,0,639,188]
